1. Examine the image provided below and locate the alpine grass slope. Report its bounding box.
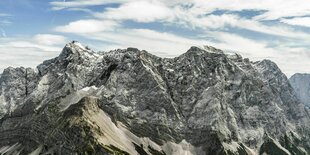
[0,42,309,155]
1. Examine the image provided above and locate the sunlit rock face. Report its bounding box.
[0,67,39,117]
[0,42,309,155]
[290,73,310,107]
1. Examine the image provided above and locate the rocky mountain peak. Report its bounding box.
[181,46,224,58]
[58,41,99,60]
[255,59,280,72]
[0,42,309,155]
[290,73,310,82]
[37,41,102,76]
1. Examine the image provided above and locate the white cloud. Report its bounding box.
[50,0,310,76]
[0,34,66,72]
[280,17,310,27]
[0,13,12,26]
[82,28,209,57]
[177,14,309,39]
[51,0,310,39]
[94,1,174,22]
[252,1,310,20]
[50,0,133,10]
[205,31,310,77]
[0,13,11,17]
[53,15,213,55]
[55,25,310,76]
[66,7,94,13]
[89,1,310,40]
[0,44,61,71]
[51,0,310,21]
[179,0,310,21]
[0,20,12,25]
[8,41,62,52]
[55,19,119,33]
[34,34,67,46]
[187,14,239,29]
[207,32,273,55]
[0,29,6,37]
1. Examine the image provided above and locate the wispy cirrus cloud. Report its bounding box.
[171,13,310,39]
[55,19,119,33]
[94,1,174,23]
[50,0,132,10]
[0,20,12,26]
[0,0,306,76]
[0,29,6,37]
[87,1,310,40]
[33,34,67,46]
[49,0,310,77]
[55,20,310,76]
[0,13,11,17]
[78,28,211,56]
[0,34,67,71]
[172,0,310,21]
[0,13,12,26]
[51,0,310,20]
[280,17,310,28]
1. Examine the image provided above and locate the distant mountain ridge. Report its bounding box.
[290,73,310,107]
[0,41,309,155]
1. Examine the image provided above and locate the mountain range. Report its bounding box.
[0,41,309,155]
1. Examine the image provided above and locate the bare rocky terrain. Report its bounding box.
[0,42,309,155]
[290,73,310,108]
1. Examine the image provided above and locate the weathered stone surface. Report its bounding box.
[0,67,39,117]
[0,42,309,155]
[290,73,310,107]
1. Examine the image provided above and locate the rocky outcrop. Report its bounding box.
[0,67,38,117]
[290,73,310,107]
[0,42,309,155]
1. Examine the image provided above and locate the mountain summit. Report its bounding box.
[0,42,309,155]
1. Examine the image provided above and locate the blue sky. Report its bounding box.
[1,0,310,76]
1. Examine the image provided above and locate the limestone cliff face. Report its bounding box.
[0,42,309,155]
[0,67,38,117]
[290,73,310,107]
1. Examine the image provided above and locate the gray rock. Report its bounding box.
[0,67,38,118]
[290,73,310,107]
[0,42,309,155]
